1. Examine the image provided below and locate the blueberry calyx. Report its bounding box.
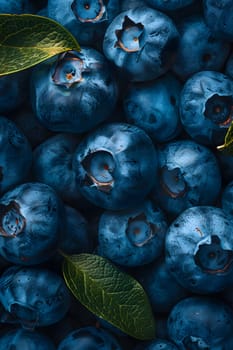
[194,235,233,274]
[114,16,144,53]
[52,51,84,88]
[160,166,187,199]
[81,150,115,193]
[0,201,26,238]
[204,94,233,127]
[71,0,107,24]
[126,213,156,247]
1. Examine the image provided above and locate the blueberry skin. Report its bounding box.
[151,140,221,217]
[0,328,56,350]
[180,70,233,146]
[30,49,118,133]
[103,7,180,82]
[59,205,92,254]
[145,0,193,11]
[165,206,233,294]
[0,182,64,265]
[203,0,233,41]
[0,72,29,115]
[0,266,71,329]
[172,15,231,80]
[167,296,233,349]
[57,326,123,350]
[73,122,158,210]
[32,133,85,208]
[123,74,182,143]
[221,181,233,217]
[0,116,32,196]
[47,0,120,47]
[97,200,167,266]
[135,257,188,313]
[135,338,179,350]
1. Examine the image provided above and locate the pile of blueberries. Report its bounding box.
[1,0,233,349]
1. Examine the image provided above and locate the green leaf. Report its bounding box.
[217,122,233,155]
[0,14,80,76]
[63,253,156,340]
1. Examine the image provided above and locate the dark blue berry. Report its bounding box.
[0,265,71,329]
[151,140,221,217]
[103,6,180,81]
[97,200,167,266]
[0,182,64,265]
[167,296,233,349]
[31,49,118,133]
[180,70,233,145]
[73,122,158,210]
[123,73,182,143]
[165,206,233,293]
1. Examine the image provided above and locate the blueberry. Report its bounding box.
[0,265,71,329]
[73,122,158,210]
[47,0,120,47]
[31,49,118,133]
[180,70,233,145]
[103,6,180,82]
[32,133,86,208]
[203,0,233,41]
[0,328,56,349]
[172,15,231,80]
[0,116,32,196]
[123,73,182,143]
[151,140,221,217]
[135,257,189,313]
[167,296,233,349]
[57,326,123,350]
[0,182,64,265]
[97,200,168,266]
[165,206,233,293]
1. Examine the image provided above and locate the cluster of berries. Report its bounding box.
[0,0,233,349]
